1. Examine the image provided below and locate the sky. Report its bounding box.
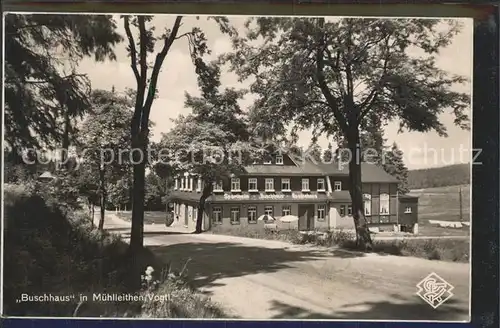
[77,15,473,170]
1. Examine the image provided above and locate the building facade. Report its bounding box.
[169,155,418,233]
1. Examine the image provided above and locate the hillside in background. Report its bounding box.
[408,163,470,189]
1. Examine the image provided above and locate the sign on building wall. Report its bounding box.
[222,193,319,201]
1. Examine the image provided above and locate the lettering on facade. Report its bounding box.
[223,194,251,200]
[259,194,285,200]
[291,193,318,199]
[222,193,318,200]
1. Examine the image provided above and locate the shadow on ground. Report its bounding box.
[148,241,329,293]
[269,294,469,321]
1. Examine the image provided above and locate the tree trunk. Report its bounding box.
[129,141,147,252]
[91,204,95,227]
[347,129,373,250]
[195,183,213,233]
[98,168,106,231]
[61,108,70,169]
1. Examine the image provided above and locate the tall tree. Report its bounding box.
[122,15,218,251]
[161,61,255,233]
[223,18,470,249]
[323,142,334,163]
[382,143,410,194]
[4,14,122,154]
[79,90,133,230]
[306,143,323,162]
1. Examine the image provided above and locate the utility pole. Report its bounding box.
[459,186,463,223]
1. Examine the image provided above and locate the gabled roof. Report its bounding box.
[315,162,400,183]
[242,153,325,176]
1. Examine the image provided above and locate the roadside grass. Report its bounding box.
[211,226,469,263]
[4,184,223,318]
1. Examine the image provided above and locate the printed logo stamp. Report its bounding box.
[416,272,454,309]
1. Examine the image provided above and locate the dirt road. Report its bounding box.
[101,213,470,321]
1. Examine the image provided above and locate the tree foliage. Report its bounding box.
[4,14,122,151]
[79,90,134,229]
[222,17,470,249]
[161,60,257,232]
[407,163,469,189]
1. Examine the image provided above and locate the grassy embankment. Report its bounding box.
[3,184,224,318]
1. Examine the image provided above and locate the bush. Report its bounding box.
[3,184,135,316]
[4,183,225,318]
[139,264,225,318]
[211,226,469,263]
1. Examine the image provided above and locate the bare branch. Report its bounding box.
[142,16,183,128]
[315,19,349,134]
[357,36,392,124]
[138,16,148,91]
[123,16,140,84]
[174,31,194,40]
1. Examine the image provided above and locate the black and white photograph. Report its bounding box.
[3,12,472,321]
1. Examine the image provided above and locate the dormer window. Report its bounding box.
[263,158,272,165]
[317,178,326,192]
[301,178,310,192]
[276,155,284,165]
[334,181,342,191]
[213,181,224,193]
[231,178,241,192]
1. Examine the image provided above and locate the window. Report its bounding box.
[193,208,198,222]
[265,178,275,192]
[404,206,412,214]
[212,207,222,224]
[230,207,240,224]
[282,205,291,216]
[347,205,353,216]
[248,206,257,223]
[248,178,258,192]
[231,178,241,191]
[317,204,326,221]
[174,179,178,190]
[281,178,291,191]
[213,180,223,192]
[276,155,284,165]
[380,193,390,215]
[196,178,202,192]
[302,178,310,191]
[181,178,185,191]
[334,181,342,191]
[339,205,346,217]
[189,178,193,191]
[364,194,372,216]
[263,158,272,164]
[317,178,326,191]
[264,205,274,217]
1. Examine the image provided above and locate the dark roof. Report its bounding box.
[316,162,399,183]
[399,195,419,200]
[169,191,209,202]
[328,190,352,202]
[243,162,324,176]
